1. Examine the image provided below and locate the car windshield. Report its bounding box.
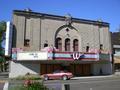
[63,70,67,73]
[53,70,60,73]
[53,70,68,73]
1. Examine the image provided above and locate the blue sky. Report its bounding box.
[0,0,120,32]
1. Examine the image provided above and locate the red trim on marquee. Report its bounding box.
[54,57,98,61]
[54,51,97,55]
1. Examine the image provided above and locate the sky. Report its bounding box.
[0,0,120,32]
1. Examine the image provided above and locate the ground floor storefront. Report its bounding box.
[10,49,113,77]
[40,63,91,76]
[9,60,112,78]
[114,56,120,71]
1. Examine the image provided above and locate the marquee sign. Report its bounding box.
[11,48,111,61]
[48,52,99,61]
[17,51,48,60]
[72,52,83,60]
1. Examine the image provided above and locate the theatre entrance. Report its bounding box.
[70,64,91,76]
[40,63,91,76]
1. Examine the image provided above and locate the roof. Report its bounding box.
[13,10,109,27]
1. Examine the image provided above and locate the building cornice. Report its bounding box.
[13,10,109,27]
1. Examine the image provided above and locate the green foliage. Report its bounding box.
[0,21,6,41]
[0,21,6,31]
[9,81,49,90]
[9,73,50,90]
[26,82,48,90]
[11,74,42,80]
[0,21,6,62]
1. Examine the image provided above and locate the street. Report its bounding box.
[1,75,120,90]
[44,76,120,90]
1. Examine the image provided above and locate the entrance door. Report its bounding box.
[83,64,91,76]
[40,64,62,75]
[53,64,61,71]
[47,64,53,73]
[70,64,91,76]
[75,64,83,76]
[40,64,46,75]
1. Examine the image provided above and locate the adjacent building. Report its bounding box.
[9,9,112,77]
[111,32,120,71]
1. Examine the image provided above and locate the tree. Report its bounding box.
[0,21,6,56]
[0,21,6,37]
[0,21,6,72]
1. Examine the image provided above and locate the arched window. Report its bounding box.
[73,39,78,51]
[55,38,62,51]
[65,38,70,51]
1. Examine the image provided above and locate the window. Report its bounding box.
[44,43,48,47]
[86,46,89,52]
[65,38,70,51]
[24,18,31,41]
[24,18,31,47]
[24,39,30,47]
[73,39,78,51]
[55,38,62,51]
[100,44,103,50]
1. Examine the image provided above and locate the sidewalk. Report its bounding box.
[71,72,120,80]
[71,75,115,80]
[1,72,120,82]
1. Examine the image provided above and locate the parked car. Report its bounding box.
[41,70,73,80]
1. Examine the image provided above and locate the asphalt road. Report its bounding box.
[44,76,120,90]
[1,76,120,90]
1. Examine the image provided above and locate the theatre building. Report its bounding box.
[9,9,112,78]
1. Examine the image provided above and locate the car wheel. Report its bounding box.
[44,75,49,80]
[62,75,68,80]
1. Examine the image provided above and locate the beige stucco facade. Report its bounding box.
[9,10,113,78]
[12,10,111,52]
